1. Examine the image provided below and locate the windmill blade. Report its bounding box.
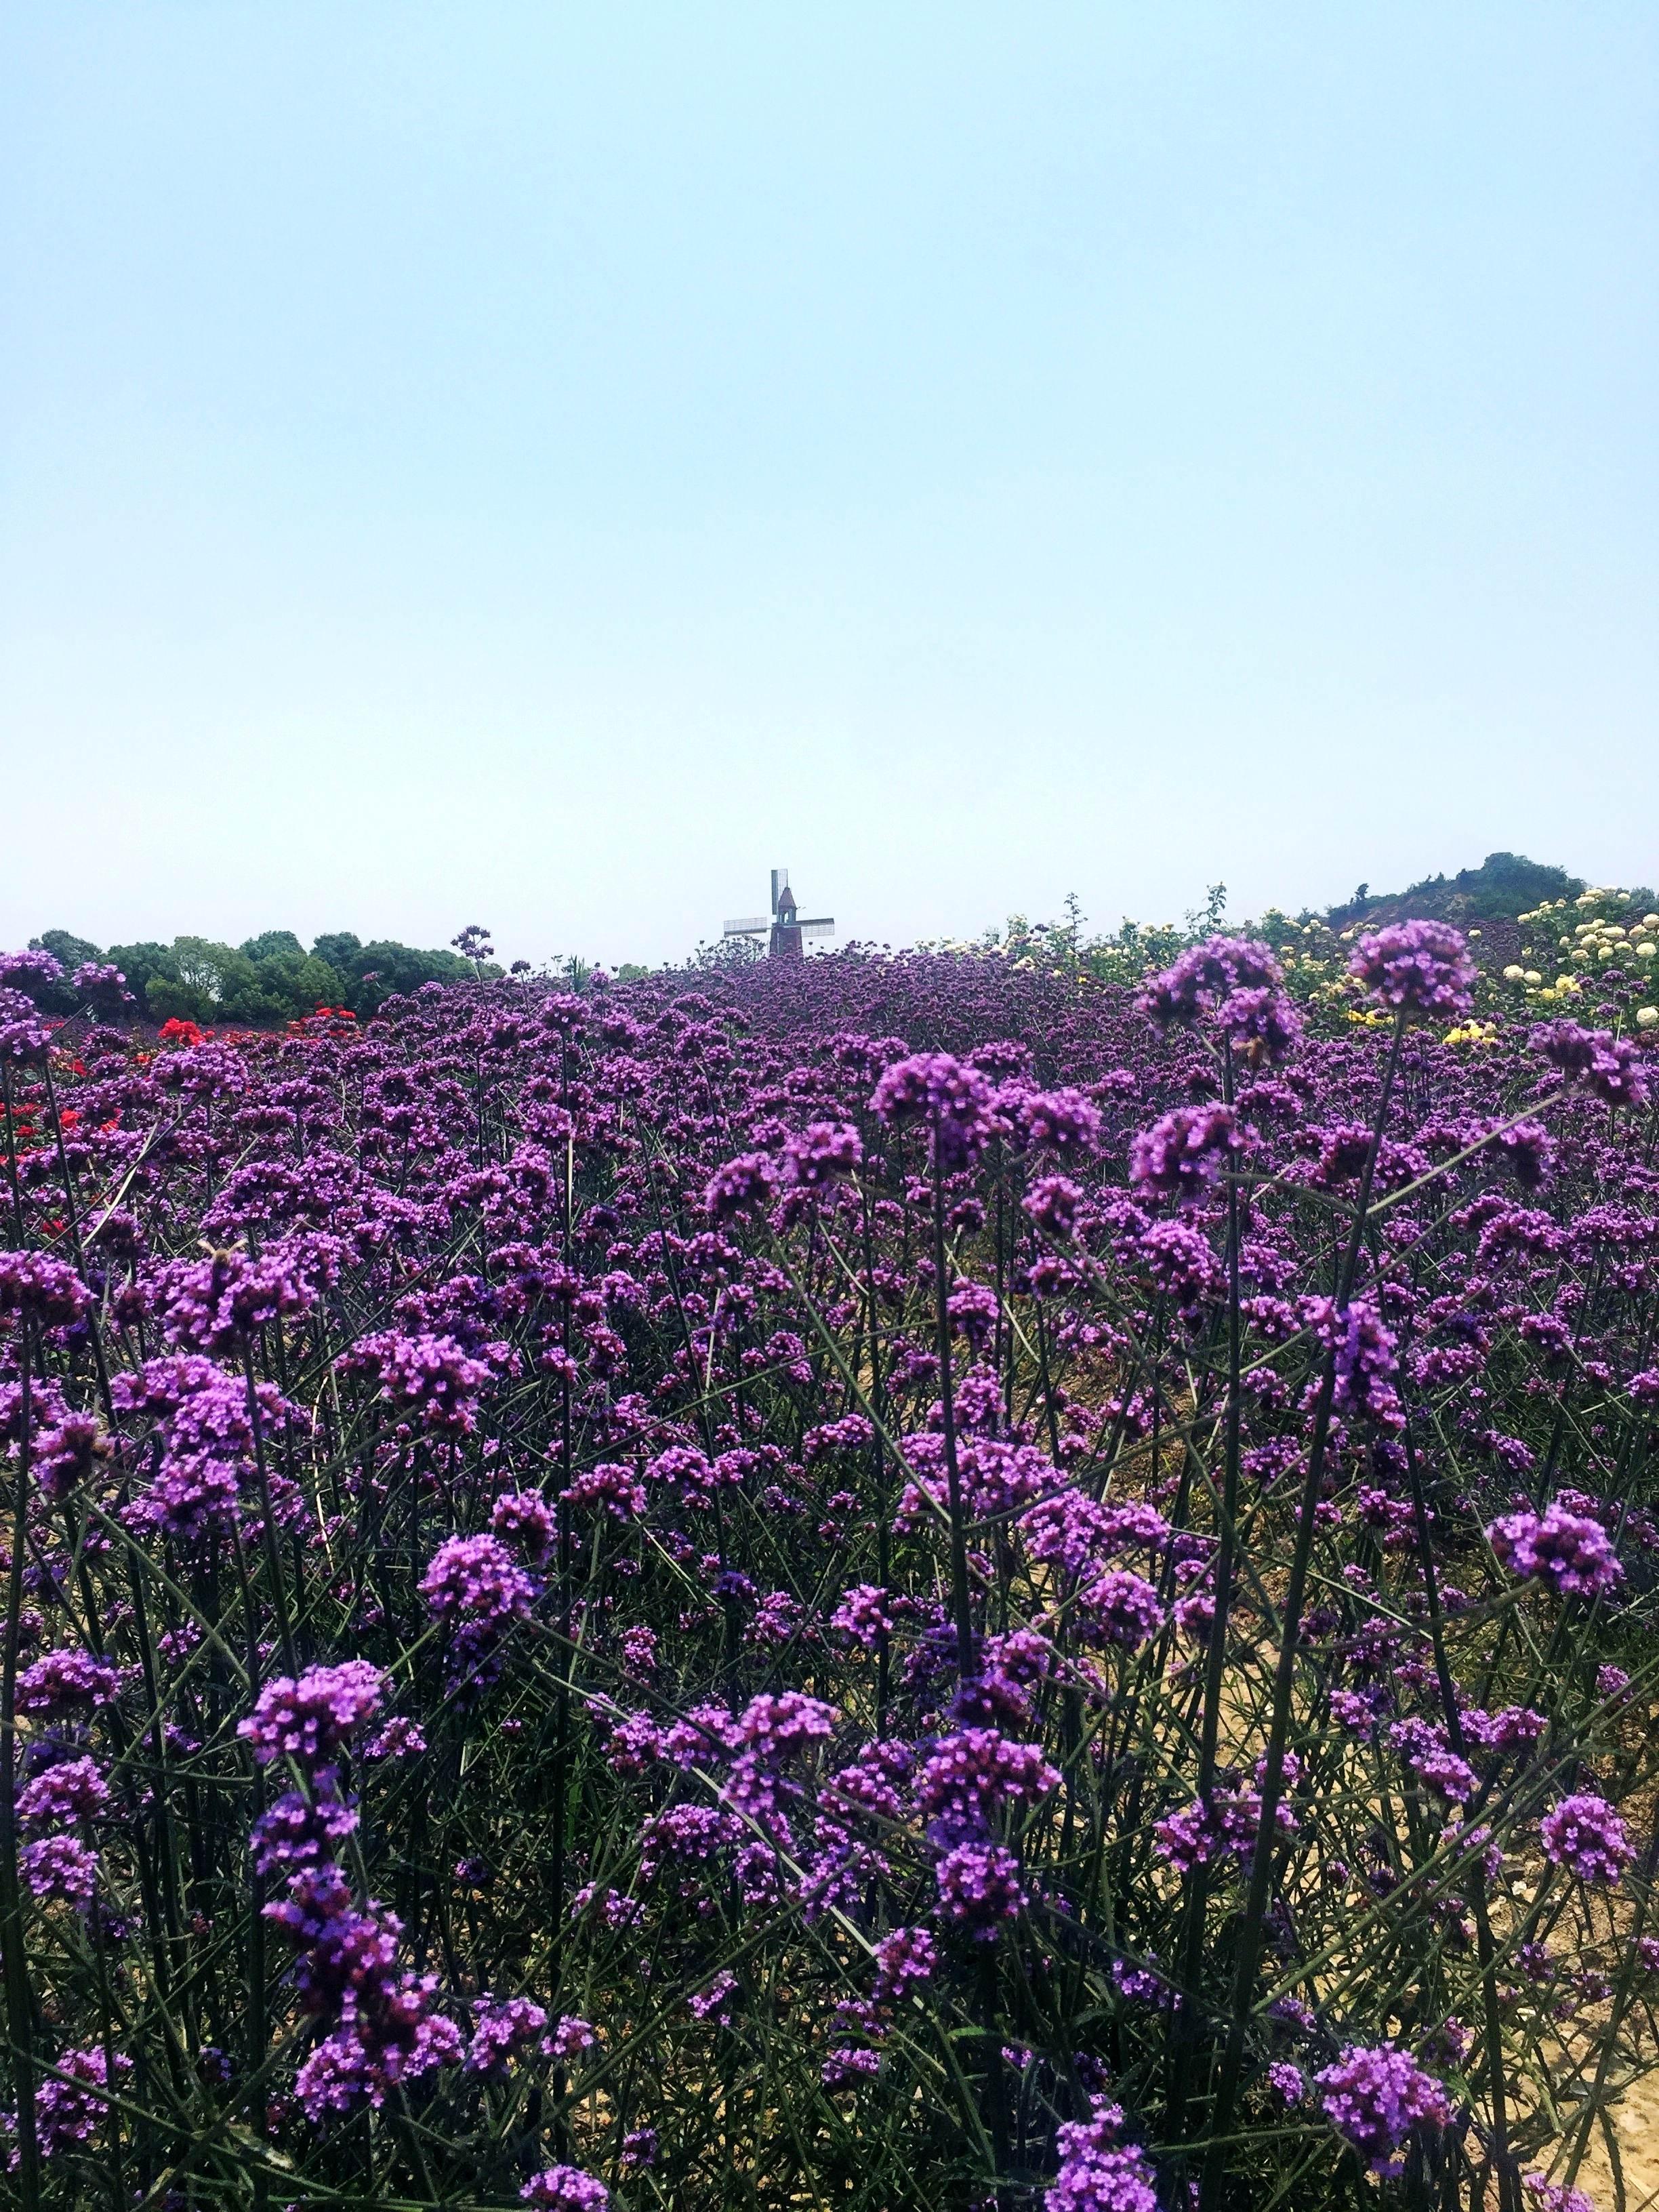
[770,867,789,914]
[723,918,768,937]
[799,918,836,939]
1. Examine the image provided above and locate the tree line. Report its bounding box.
[27,929,504,1025]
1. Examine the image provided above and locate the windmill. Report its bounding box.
[722,869,835,961]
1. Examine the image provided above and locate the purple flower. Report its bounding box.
[704,1153,779,1221]
[1486,1505,1623,1599]
[0,947,64,993]
[933,1837,1027,1936]
[420,1533,539,1627]
[249,1788,359,1875]
[1024,1174,1084,1236]
[1141,937,1279,1027]
[466,1992,548,2074]
[1048,2097,1160,2212]
[16,1757,108,1829]
[1314,2044,1451,2175]
[1128,1104,1240,1204]
[561,1461,647,1518]
[915,1729,1060,1836]
[869,1052,996,1172]
[1135,1218,1223,1309]
[21,1834,100,1907]
[0,992,52,1062]
[1153,1780,1294,1872]
[1388,1719,1475,1804]
[1349,920,1477,1019]
[1075,1569,1166,1652]
[239,1661,386,1770]
[1267,2062,1307,2105]
[25,2045,131,2160]
[831,1584,897,1650]
[1492,1120,1555,1189]
[946,1279,1000,1350]
[620,2127,658,2171]
[16,1651,121,1717]
[294,1999,462,2121]
[782,1121,863,1187]
[545,2012,600,2060]
[347,1330,491,1433]
[520,2167,609,2212]
[0,1252,91,1326]
[823,2045,881,2086]
[734,1690,838,1759]
[1015,1087,1103,1158]
[1214,983,1303,1063]
[491,1490,556,1560]
[1531,1021,1651,1107]
[70,962,134,1010]
[1141,937,1301,1065]
[688,1969,740,2025]
[1539,1793,1635,1885]
[873,1924,937,2003]
[150,1247,320,1351]
[1522,2176,1597,2212]
[1302,1297,1403,1429]
[363,1716,427,1760]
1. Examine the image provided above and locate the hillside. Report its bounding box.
[1322,851,1653,972]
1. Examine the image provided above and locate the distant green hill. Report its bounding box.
[1325,853,1601,932]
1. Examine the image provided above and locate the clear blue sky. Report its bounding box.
[3,5,1654,968]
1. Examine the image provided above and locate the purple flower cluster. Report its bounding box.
[1539,1793,1635,1885]
[239,1661,386,1768]
[1129,1103,1240,1204]
[1486,1504,1624,1599]
[870,1052,997,1171]
[1313,2044,1452,2175]
[1349,920,1477,1019]
[1047,2097,1160,2212]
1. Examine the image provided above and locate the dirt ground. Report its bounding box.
[1572,2069,1659,2209]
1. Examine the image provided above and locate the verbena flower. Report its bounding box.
[21,1834,100,1907]
[239,1662,386,1769]
[520,2168,609,2211]
[869,1052,996,1172]
[1539,1793,1635,1884]
[17,2045,131,2161]
[419,1534,540,1626]
[1486,1504,1623,1599]
[1128,1104,1240,1204]
[466,1994,548,2074]
[1314,2044,1451,2175]
[1047,2097,1160,2212]
[1349,920,1477,1019]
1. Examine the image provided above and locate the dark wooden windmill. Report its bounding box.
[722,869,835,960]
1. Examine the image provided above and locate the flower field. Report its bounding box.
[1,913,1658,2212]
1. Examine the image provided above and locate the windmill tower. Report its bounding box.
[722,869,835,960]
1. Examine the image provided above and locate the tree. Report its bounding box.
[23,933,104,1012]
[33,929,102,970]
[106,943,183,1021]
[241,930,305,963]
